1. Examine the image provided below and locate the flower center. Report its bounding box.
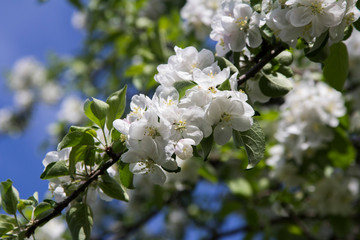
[175,120,187,132]
[145,126,160,138]
[208,86,217,94]
[235,16,249,31]
[221,112,232,122]
[138,159,156,173]
[310,1,324,14]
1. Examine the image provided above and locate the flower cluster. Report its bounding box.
[264,0,360,46]
[114,46,255,184]
[181,0,221,39]
[0,57,63,134]
[271,75,346,163]
[210,0,262,56]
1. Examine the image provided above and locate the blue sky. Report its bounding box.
[0,0,83,199]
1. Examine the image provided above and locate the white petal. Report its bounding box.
[149,166,166,185]
[286,7,312,27]
[214,124,232,145]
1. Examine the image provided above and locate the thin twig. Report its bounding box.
[24,147,122,238]
[237,44,286,87]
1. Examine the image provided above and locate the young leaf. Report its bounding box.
[0,180,19,215]
[106,86,127,131]
[66,203,93,240]
[119,162,134,189]
[40,160,69,179]
[259,72,293,97]
[0,214,16,236]
[215,56,239,74]
[34,202,53,220]
[57,131,94,151]
[304,31,329,62]
[84,98,109,129]
[233,121,265,169]
[199,134,214,161]
[98,172,129,201]
[173,80,197,99]
[323,42,349,91]
[227,178,253,197]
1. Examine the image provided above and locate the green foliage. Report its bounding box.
[259,72,293,97]
[118,162,134,189]
[57,131,95,151]
[0,180,19,215]
[99,172,129,201]
[40,160,69,179]
[233,120,265,169]
[34,202,53,220]
[304,31,329,62]
[215,56,240,74]
[227,177,253,197]
[0,215,17,237]
[323,42,349,91]
[106,85,127,131]
[327,127,355,168]
[66,203,93,240]
[84,98,109,129]
[173,80,197,99]
[198,133,214,161]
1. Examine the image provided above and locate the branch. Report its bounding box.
[237,44,286,87]
[24,147,122,238]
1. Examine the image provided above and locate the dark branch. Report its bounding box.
[237,44,287,87]
[24,147,122,238]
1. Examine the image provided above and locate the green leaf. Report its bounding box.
[69,126,98,138]
[274,50,293,66]
[327,127,355,168]
[119,163,134,189]
[215,56,239,74]
[173,80,197,99]
[233,121,265,169]
[259,72,293,97]
[323,42,349,91]
[304,31,329,62]
[0,180,19,215]
[40,160,69,179]
[106,86,127,131]
[227,178,253,197]
[197,161,218,183]
[66,203,93,240]
[58,131,95,151]
[198,134,214,161]
[34,202,53,220]
[84,98,109,129]
[69,145,95,177]
[0,215,16,236]
[99,172,129,201]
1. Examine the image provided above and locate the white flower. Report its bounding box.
[0,108,12,133]
[127,94,152,122]
[57,96,85,124]
[285,0,346,38]
[154,46,214,86]
[71,11,87,30]
[180,0,221,39]
[175,138,196,160]
[40,82,64,104]
[193,64,230,93]
[330,0,360,42]
[210,2,262,55]
[121,137,172,185]
[206,95,254,145]
[14,89,35,108]
[9,57,46,90]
